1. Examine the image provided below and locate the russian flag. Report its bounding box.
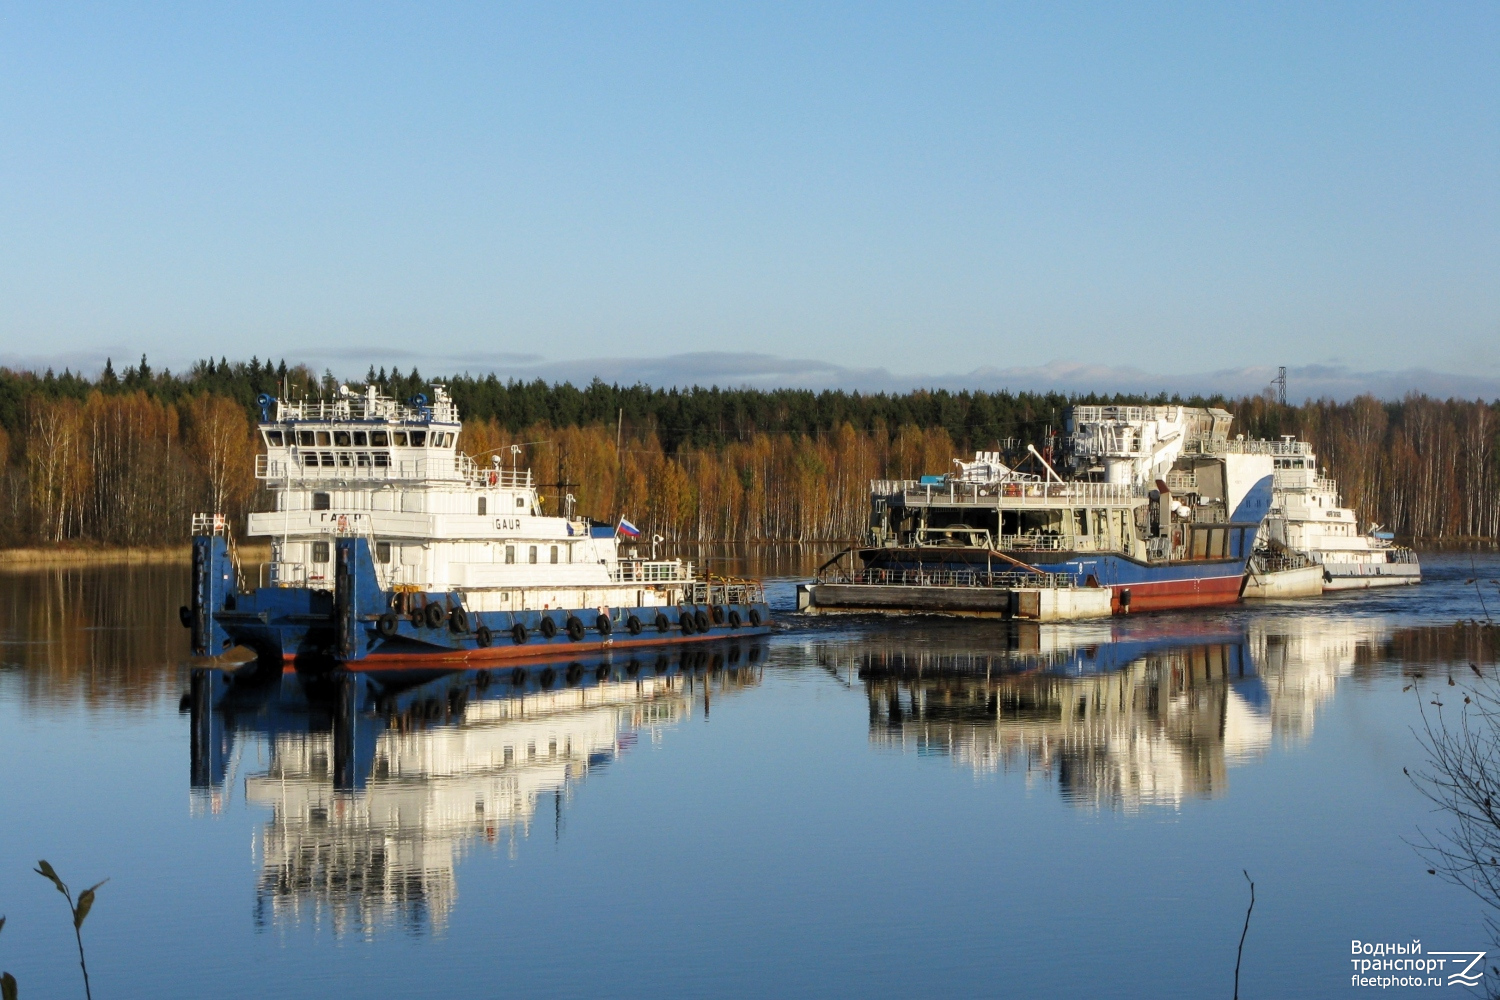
[617,518,641,538]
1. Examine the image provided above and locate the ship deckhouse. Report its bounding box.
[247,384,683,611]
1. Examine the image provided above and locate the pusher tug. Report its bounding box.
[182,384,771,669]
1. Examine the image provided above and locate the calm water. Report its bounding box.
[3,553,1500,998]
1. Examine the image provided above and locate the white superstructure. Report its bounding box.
[247,384,697,612]
[1224,436,1420,590]
[1069,408,1419,592]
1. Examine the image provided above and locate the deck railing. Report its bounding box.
[257,454,534,489]
[612,560,692,583]
[686,579,765,605]
[871,479,1142,507]
[1185,437,1312,457]
[822,567,1077,590]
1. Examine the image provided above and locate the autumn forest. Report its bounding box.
[1,356,1496,549]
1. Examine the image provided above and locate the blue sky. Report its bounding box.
[1,3,1495,393]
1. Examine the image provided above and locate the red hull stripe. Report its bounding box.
[283,625,773,672]
[1110,574,1244,613]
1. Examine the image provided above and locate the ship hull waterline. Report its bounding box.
[190,535,771,671]
[850,545,1256,615]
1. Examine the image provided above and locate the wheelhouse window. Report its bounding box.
[477,497,487,516]
[333,430,351,447]
[353,431,368,446]
[311,541,330,563]
[263,430,284,447]
[312,493,331,511]
[370,431,389,447]
[409,430,427,446]
[298,431,315,446]
[528,545,537,564]
[550,545,558,564]
[504,545,515,564]
[392,431,408,446]
[316,431,332,446]
[375,541,391,564]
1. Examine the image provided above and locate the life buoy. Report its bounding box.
[475,624,493,647]
[748,608,763,627]
[655,612,670,633]
[449,607,470,634]
[423,601,445,629]
[596,613,612,636]
[728,609,742,628]
[566,616,585,641]
[511,622,528,644]
[487,470,498,486]
[627,614,643,635]
[337,514,348,531]
[539,616,558,639]
[377,613,399,638]
[694,609,710,631]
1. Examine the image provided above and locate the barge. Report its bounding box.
[182,384,771,668]
[803,406,1274,619]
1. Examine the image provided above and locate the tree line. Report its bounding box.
[0,357,1496,546]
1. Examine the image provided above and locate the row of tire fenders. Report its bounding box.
[375,596,765,647]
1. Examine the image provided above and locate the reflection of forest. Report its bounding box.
[194,658,762,936]
[846,619,1492,811]
[0,564,191,708]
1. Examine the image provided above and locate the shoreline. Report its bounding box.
[0,543,273,569]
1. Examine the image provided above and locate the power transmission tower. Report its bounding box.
[1271,366,1287,406]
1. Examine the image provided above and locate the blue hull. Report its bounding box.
[187,536,772,668]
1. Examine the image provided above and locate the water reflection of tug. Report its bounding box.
[187,641,765,935]
[832,619,1386,811]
